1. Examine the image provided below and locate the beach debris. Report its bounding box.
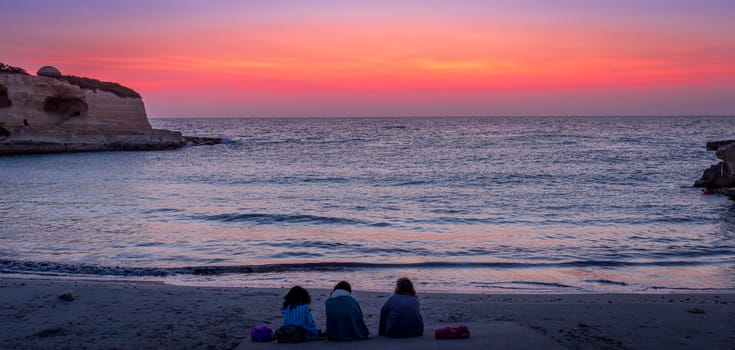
[59,291,76,301]
[687,308,706,314]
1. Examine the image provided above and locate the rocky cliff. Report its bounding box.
[0,64,186,155]
[695,140,735,196]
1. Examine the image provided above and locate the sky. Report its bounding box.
[1,0,734,117]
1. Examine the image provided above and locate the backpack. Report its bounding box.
[435,325,470,339]
[274,325,308,343]
[250,325,274,342]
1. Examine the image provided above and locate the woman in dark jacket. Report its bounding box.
[379,277,424,337]
[324,281,370,341]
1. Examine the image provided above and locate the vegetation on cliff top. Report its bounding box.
[0,62,30,75]
[55,75,141,99]
[0,62,141,99]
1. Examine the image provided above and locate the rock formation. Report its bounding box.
[37,66,62,78]
[0,63,187,155]
[695,140,735,197]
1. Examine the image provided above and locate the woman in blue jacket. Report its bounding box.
[379,277,424,337]
[324,281,370,341]
[281,286,319,339]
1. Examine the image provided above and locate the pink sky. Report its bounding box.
[2,0,734,117]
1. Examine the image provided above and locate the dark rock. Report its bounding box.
[706,140,735,151]
[716,142,735,162]
[185,136,222,146]
[694,162,734,188]
[695,140,735,190]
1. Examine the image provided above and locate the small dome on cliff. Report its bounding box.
[37,66,62,77]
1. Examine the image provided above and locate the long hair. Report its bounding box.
[283,286,311,309]
[332,280,352,293]
[394,277,416,296]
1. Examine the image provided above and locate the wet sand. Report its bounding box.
[1,276,733,349]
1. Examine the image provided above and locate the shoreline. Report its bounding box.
[3,271,734,294]
[2,276,733,349]
[0,260,735,294]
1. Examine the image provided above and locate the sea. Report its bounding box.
[1,116,734,293]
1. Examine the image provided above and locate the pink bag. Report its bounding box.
[435,325,470,339]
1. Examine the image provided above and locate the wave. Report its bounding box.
[181,210,715,229]
[240,137,371,146]
[140,208,183,214]
[312,138,372,145]
[647,286,727,291]
[301,177,349,183]
[187,213,390,227]
[583,279,629,286]
[0,259,725,278]
[470,281,577,289]
[389,180,432,186]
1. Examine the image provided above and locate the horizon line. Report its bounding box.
[149,114,735,119]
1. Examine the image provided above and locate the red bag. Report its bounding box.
[435,325,470,339]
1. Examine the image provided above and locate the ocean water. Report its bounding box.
[1,116,734,293]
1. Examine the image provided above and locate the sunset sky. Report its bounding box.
[2,0,734,117]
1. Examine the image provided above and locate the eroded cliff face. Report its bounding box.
[0,72,184,155]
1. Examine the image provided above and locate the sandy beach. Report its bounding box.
[1,276,733,350]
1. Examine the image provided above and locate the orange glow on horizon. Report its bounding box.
[2,1,734,116]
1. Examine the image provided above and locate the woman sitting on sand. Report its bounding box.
[281,286,319,340]
[379,277,424,338]
[324,281,370,341]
